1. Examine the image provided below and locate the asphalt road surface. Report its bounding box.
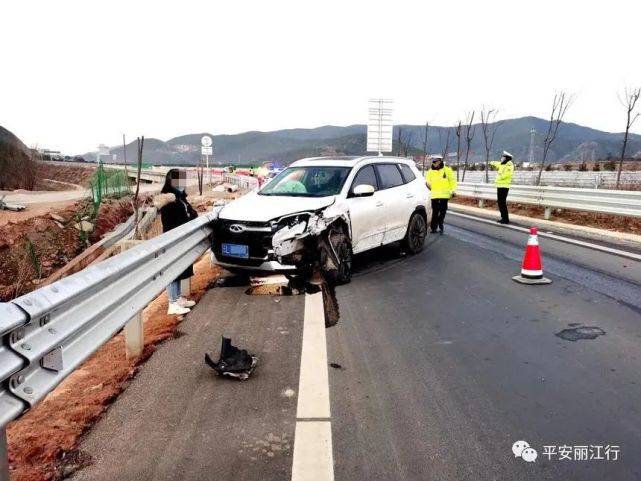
[71,214,641,481]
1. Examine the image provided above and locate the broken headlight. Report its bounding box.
[271,213,311,231]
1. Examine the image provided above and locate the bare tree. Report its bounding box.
[23,149,40,191]
[422,121,429,173]
[402,131,414,157]
[133,136,144,239]
[0,142,40,190]
[461,111,476,181]
[395,127,404,156]
[454,121,462,180]
[197,155,204,195]
[394,128,413,157]
[616,87,641,188]
[480,107,501,183]
[537,92,572,185]
[441,127,452,161]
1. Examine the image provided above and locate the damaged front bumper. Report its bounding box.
[270,209,347,274]
[210,253,297,272]
[210,203,348,275]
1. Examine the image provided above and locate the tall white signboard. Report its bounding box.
[367,99,393,155]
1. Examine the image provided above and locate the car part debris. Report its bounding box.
[310,270,340,327]
[0,195,26,212]
[247,274,292,295]
[205,337,258,380]
[555,326,605,342]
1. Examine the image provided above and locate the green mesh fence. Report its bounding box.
[89,162,131,210]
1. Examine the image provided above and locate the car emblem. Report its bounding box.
[229,224,245,233]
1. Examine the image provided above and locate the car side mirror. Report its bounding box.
[352,184,375,197]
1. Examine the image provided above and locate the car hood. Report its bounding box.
[218,192,336,222]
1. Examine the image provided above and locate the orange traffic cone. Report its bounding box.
[512,227,552,285]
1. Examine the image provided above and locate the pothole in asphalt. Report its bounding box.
[555,326,606,342]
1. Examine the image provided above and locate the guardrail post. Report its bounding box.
[119,241,145,358]
[1,427,9,481]
[478,199,485,208]
[544,206,552,220]
[123,312,144,358]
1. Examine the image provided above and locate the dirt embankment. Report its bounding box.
[34,164,97,191]
[1,160,96,192]
[6,256,221,481]
[451,197,641,235]
[0,198,134,301]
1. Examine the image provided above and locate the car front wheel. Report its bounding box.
[323,227,353,285]
[402,212,427,254]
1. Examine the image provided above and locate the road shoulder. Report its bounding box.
[70,284,304,481]
[449,202,641,250]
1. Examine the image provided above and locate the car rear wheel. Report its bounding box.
[402,212,427,254]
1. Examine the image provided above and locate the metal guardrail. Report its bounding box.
[457,183,641,218]
[222,174,260,190]
[0,210,218,429]
[458,171,641,188]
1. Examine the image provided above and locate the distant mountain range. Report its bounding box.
[3,117,641,168]
[81,117,641,166]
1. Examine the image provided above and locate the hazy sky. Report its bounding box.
[2,0,640,154]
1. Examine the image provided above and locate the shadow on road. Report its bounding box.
[352,234,441,278]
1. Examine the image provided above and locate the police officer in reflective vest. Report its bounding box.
[425,155,457,233]
[489,151,514,224]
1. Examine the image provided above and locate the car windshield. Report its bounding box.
[259,166,351,197]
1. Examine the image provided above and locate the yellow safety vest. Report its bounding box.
[426,166,457,199]
[490,160,514,188]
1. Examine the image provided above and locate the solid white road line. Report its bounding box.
[291,421,334,481]
[291,291,334,481]
[449,211,641,262]
[296,292,331,419]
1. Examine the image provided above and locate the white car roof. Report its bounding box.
[290,155,414,168]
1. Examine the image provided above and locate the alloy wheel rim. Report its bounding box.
[410,217,426,248]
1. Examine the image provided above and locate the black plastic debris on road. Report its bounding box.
[555,326,606,342]
[205,336,258,380]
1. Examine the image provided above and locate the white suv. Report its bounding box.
[210,156,429,283]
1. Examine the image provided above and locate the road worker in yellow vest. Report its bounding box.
[489,151,515,224]
[425,155,457,234]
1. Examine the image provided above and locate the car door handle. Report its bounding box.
[406,193,414,198]
[376,201,384,207]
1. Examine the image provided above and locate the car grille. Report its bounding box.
[211,219,274,267]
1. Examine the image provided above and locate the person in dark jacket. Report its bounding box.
[153,169,199,315]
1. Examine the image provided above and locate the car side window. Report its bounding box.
[375,164,404,190]
[350,165,378,194]
[398,164,416,183]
